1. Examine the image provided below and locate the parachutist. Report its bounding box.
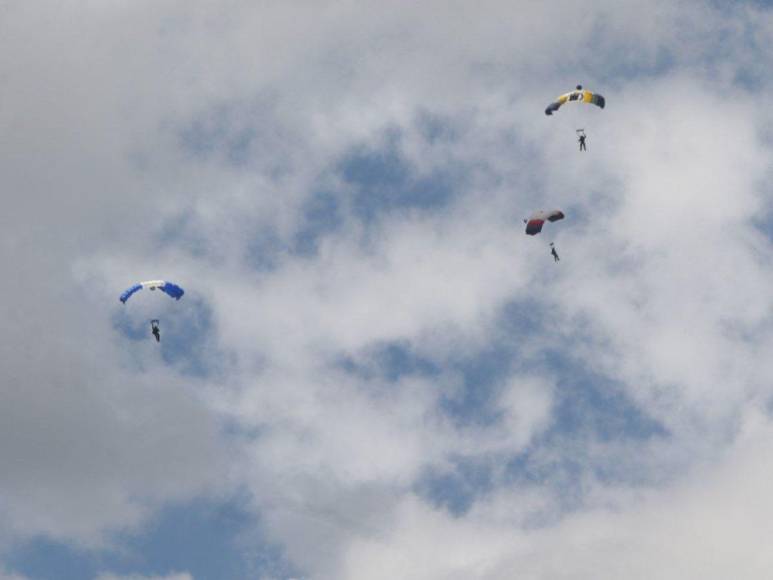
[578,133,586,151]
[120,281,182,343]
[550,243,560,262]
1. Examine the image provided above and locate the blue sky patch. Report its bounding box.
[5,496,294,580]
[415,456,495,516]
[112,295,229,379]
[338,129,465,223]
[291,191,344,257]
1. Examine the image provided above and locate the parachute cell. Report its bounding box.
[120,280,185,303]
[545,86,605,116]
[525,210,564,235]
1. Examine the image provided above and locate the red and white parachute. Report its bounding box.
[525,210,565,235]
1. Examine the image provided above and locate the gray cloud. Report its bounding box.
[2,0,773,577]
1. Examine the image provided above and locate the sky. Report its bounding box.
[1,0,773,578]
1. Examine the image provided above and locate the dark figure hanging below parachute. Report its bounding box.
[577,129,587,151]
[550,243,560,262]
[151,319,161,342]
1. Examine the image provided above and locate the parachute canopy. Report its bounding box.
[120,280,185,303]
[525,210,565,235]
[545,85,605,116]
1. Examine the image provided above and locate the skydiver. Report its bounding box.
[550,243,560,262]
[578,133,587,151]
[150,319,161,342]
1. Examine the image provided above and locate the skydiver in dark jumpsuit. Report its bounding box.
[151,320,161,342]
[578,133,587,151]
[550,243,560,262]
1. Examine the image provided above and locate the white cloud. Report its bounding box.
[2,0,773,577]
[0,570,29,580]
[336,411,773,580]
[96,573,193,580]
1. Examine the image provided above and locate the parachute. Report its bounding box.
[545,85,605,116]
[525,210,565,235]
[120,280,185,304]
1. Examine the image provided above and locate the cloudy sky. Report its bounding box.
[2,1,773,578]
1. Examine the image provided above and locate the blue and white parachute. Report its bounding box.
[120,280,185,304]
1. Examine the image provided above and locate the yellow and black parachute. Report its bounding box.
[545,85,605,116]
